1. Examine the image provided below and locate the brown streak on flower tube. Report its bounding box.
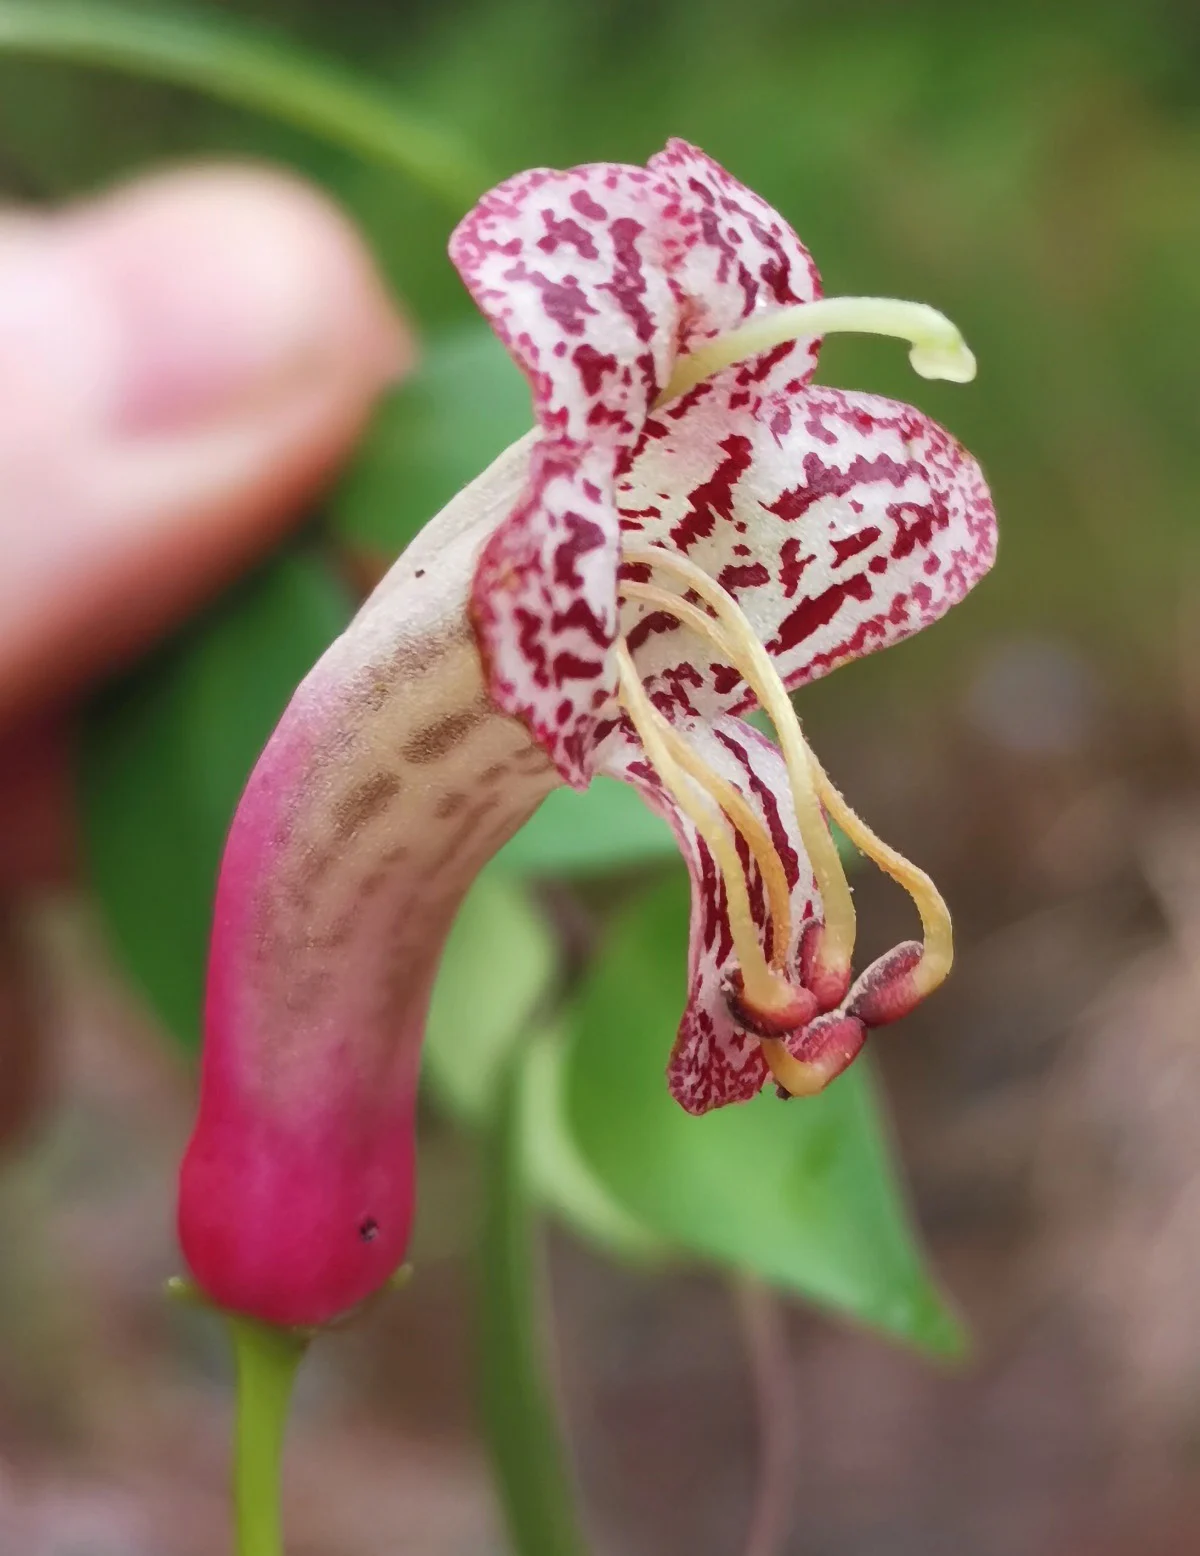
[427,794,501,875]
[374,902,459,1030]
[359,867,389,899]
[402,704,489,764]
[511,743,556,774]
[385,622,473,687]
[357,677,393,715]
[331,772,404,843]
[293,846,335,894]
[308,909,359,951]
[285,968,333,1016]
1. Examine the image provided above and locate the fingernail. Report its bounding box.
[44,169,410,436]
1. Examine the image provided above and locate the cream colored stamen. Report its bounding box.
[759,1040,836,1099]
[622,550,953,1007]
[651,712,794,972]
[805,752,953,998]
[622,547,856,988]
[620,583,794,968]
[656,295,976,406]
[613,642,799,1017]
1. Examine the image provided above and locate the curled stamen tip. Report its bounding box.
[909,339,977,384]
[797,922,852,1014]
[846,940,925,1028]
[724,971,818,1038]
[763,1010,867,1098]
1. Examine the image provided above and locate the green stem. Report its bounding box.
[0,1,488,208]
[478,1051,588,1556]
[228,1316,309,1556]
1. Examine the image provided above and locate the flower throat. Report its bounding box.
[614,293,970,1094]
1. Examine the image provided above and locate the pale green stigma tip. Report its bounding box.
[658,294,978,404]
[908,339,977,384]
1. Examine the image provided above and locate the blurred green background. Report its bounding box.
[1,2,1199,1553]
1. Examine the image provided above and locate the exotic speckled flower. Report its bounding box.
[179,140,995,1328]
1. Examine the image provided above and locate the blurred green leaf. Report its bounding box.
[0,0,487,207]
[565,872,965,1357]
[496,778,676,877]
[522,1029,664,1263]
[479,1051,587,1556]
[423,873,664,1260]
[80,547,351,1051]
[333,323,531,556]
[422,871,558,1123]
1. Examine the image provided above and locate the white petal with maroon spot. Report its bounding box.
[471,437,619,788]
[649,139,823,372]
[600,714,820,1115]
[452,142,827,782]
[450,161,680,443]
[617,381,997,722]
[451,160,677,782]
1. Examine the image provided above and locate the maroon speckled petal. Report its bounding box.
[450,161,681,444]
[451,143,824,782]
[452,161,679,785]
[471,438,620,785]
[648,139,823,369]
[600,713,821,1115]
[617,380,997,722]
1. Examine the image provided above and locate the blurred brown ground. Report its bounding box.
[1,629,1199,1556]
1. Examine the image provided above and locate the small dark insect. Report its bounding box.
[358,1217,380,1243]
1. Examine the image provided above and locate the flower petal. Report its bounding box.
[452,144,825,783]
[471,436,619,786]
[618,381,997,720]
[450,161,681,442]
[649,139,823,368]
[601,713,820,1115]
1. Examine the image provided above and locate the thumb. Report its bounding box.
[0,165,411,728]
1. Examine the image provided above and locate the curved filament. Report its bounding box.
[613,642,798,1017]
[621,552,953,1003]
[806,753,953,997]
[622,547,856,989]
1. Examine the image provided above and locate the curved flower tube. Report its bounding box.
[178,139,996,1330]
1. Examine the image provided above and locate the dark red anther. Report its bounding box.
[787,1009,866,1081]
[724,971,818,1037]
[846,940,923,1028]
[797,920,852,1013]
